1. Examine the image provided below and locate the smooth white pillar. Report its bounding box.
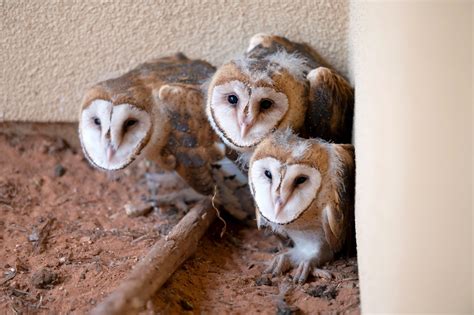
[351,1,472,313]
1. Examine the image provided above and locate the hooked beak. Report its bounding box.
[239,115,255,139]
[106,145,116,161]
[274,197,288,219]
[240,121,252,138]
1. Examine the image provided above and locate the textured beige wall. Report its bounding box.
[0,0,349,122]
[351,1,472,313]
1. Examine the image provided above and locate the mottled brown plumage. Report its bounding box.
[247,34,354,143]
[249,130,355,283]
[206,34,354,172]
[79,54,251,219]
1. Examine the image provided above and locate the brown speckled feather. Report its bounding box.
[246,34,327,69]
[319,144,355,254]
[250,132,355,255]
[81,54,218,195]
[81,53,215,112]
[158,84,222,196]
[304,68,354,143]
[247,34,354,144]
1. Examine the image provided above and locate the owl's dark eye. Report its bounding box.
[227,94,239,105]
[124,119,138,128]
[93,117,101,126]
[259,99,273,111]
[264,170,272,180]
[123,118,138,132]
[294,176,308,186]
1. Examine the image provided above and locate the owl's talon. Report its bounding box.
[264,253,291,276]
[293,261,311,284]
[312,268,333,280]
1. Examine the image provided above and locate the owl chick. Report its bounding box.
[79,53,251,219]
[248,130,355,283]
[206,34,353,167]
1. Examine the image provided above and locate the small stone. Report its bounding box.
[341,281,357,289]
[255,275,272,286]
[276,302,299,315]
[32,177,44,189]
[92,248,102,256]
[306,284,338,300]
[54,164,66,177]
[58,257,67,264]
[31,268,59,289]
[124,203,153,217]
[28,231,39,242]
[79,236,91,243]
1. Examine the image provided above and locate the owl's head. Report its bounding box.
[79,84,153,171]
[206,52,310,152]
[249,130,354,226]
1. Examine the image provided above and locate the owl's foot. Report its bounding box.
[264,252,291,276]
[293,260,312,284]
[293,264,334,284]
[312,268,333,280]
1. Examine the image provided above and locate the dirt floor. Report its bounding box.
[0,132,360,314]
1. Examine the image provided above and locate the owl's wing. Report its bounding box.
[157,84,252,220]
[322,144,355,255]
[156,84,220,196]
[304,67,354,143]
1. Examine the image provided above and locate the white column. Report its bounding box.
[350,1,472,313]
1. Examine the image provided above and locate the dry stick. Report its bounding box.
[91,198,216,315]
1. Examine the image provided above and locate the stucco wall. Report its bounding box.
[0,0,349,122]
[351,1,472,313]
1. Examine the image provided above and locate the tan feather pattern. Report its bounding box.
[248,131,355,282]
[156,84,222,196]
[80,54,253,219]
[305,67,354,143]
[321,143,355,254]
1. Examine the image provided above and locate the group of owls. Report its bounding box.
[78,34,355,284]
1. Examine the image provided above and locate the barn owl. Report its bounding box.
[79,54,251,219]
[206,33,354,168]
[248,130,355,283]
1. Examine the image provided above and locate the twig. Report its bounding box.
[130,233,158,244]
[91,198,216,315]
[335,276,359,290]
[212,186,226,238]
[49,197,71,207]
[30,217,56,254]
[10,305,18,315]
[1,268,16,285]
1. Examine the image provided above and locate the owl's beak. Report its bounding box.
[106,145,116,161]
[274,197,288,218]
[240,122,250,138]
[239,119,255,139]
[238,104,255,139]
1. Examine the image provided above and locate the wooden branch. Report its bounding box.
[91,198,216,315]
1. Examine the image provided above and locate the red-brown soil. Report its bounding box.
[0,131,359,314]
